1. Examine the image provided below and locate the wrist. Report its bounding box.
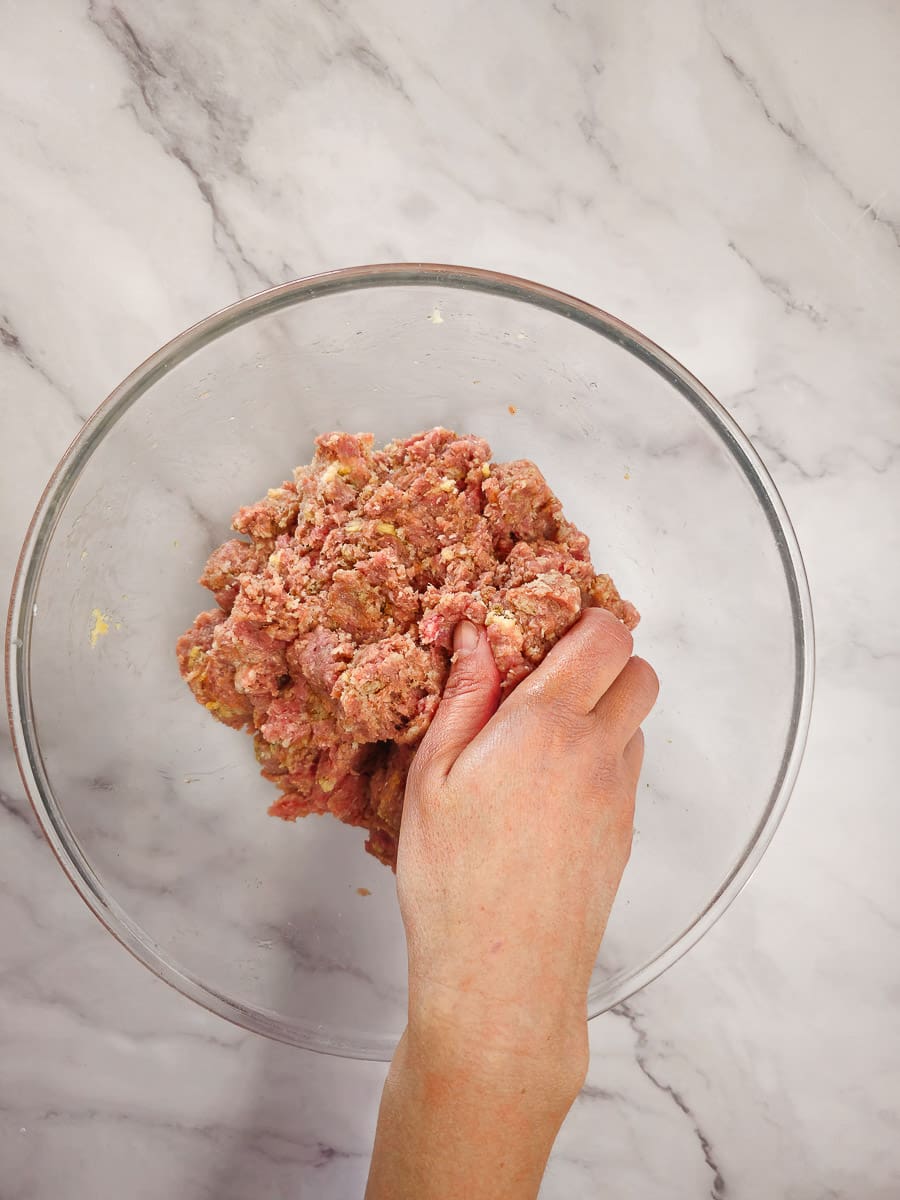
[368,1023,580,1200]
[405,981,589,1115]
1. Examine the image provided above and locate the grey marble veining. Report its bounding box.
[2,1,899,1197]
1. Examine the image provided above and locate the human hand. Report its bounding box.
[399,608,658,1078]
[366,610,658,1200]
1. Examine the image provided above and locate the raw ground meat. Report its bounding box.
[177,428,638,868]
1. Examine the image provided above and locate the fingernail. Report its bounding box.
[452,620,479,654]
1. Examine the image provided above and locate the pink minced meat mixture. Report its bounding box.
[177,428,638,868]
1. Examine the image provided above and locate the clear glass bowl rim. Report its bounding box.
[5,263,815,1059]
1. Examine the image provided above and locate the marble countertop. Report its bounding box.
[2,1,898,1196]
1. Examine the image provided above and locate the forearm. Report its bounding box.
[365,1020,585,1200]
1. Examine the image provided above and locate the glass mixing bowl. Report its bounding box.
[6,264,813,1059]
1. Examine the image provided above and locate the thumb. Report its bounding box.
[416,621,501,779]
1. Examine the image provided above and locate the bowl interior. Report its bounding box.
[11,268,810,1058]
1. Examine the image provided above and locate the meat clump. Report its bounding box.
[177,428,638,868]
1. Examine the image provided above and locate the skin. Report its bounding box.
[366,608,659,1200]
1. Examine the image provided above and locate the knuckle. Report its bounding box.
[581,607,634,664]
[591,749,636,804]
[518,661,590,716]
[442,670,484,704]
[590,753,622,793]
[626,727,645,759]
[523,691,594,746]
[632,656,660,700]
[552,706,595,748]
[611,620,635,660]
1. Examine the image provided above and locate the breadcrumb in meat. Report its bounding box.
[177,427,638,868]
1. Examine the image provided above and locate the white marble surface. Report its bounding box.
[2,0,899,1196]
